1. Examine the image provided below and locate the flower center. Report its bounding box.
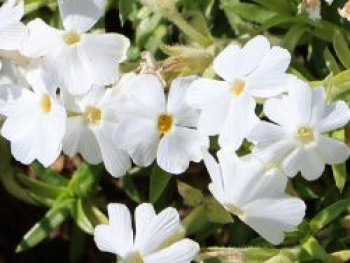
[232,79,245,96]
[40,94,51,113]
[129,252,144,263]
[297,127,315,145]
[158,114,173,134]
[84,106,102,125]
[63,32,81,45]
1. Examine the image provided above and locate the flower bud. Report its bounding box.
[339,1,350,21]
[299,0,321,20]
[140,0,178,17]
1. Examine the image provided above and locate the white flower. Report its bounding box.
[114,75,209,174]
[21,0,130,95]
[298,0,333,20]
[62,84,131,178]
[186,35,291,150]
[248,82,350,181]
[203,149,306,245]
[0,0,27,51]
[94,203,199,263]
[1,71,66,167]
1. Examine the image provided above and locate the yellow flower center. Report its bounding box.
[40,94,51,113]
[63,32,81,45]
[129,252,144,263]
[297,127,315,145]
[232,79,245,96]
[84,106,102,125]
[158,114,173,134]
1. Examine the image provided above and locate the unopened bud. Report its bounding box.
[339,1,350,21]
[141,0,178,17]
[299,0,321,20]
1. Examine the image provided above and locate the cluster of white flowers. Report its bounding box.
[1,0,350,260]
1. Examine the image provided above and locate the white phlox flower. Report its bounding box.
[186,35,292,150]
[338,1,350,21]
[1,71,66,167]
[21,0,130,95]
[94,203,200,263]
[0,0,27,51]
[248,82,350,181]
[203,149,306,245]
[113,74,209,174]
[62,85,131,178]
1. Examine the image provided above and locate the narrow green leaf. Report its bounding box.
[16,173,65,199]
[333,163,347,194]
[251,0,294,14]
[324,47,341,74]
[333,31,350,69]
[300,236,330,261]
[16,204,72,253]
[121,175,143,204]
[69,163,103,198]
[31,162,69,187]
[220,0,276,25]
[309,198,350,233]
[292,180,319,200]
[149,164,172,204]
[70,199,95,234]
[183,11,213,40]
[282,24,307,51]
[119,0,134,25]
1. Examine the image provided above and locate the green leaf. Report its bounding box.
[292,179,319,200]
[183,11,213,40]
[16,202,72,253]
[121,174,143,204]
[31,162,69,187]
[251,0,294,14]
[220,0,276,25]
[333,163,347,194]
[203,198,233,224]
[324,47,341,74]
[149,164,172,204]
[177,181,204,207]
[282,24,307,51]
[119,0,134,25]
[333,31,350,69]
[70,199,95,234]
[16,173,65,199]
[300,236,330,261]
[69,163,103,198]
[309,198,350,234]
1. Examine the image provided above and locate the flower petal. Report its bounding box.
[58,0,106,33]
[20,19,64,58]
[114,117,159,167]
[242,197,306,245]
[134,203,157,249]
[219,94,258,150]
[95,121,131,178]
[317,101,350,133]
[94,203,133,257]
[63,116,103,164]
[144,239,199,263]
[135,207,180,255]
[317,135,350,164]
[78,33,130,87]
[157,127,209,174]
[167,76,199,127]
